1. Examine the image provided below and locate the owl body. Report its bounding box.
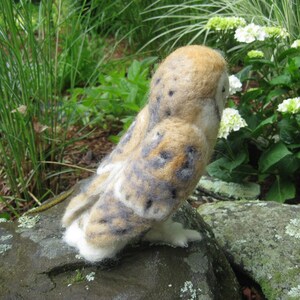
[62,45,229,262]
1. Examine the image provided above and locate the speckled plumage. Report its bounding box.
[62,45,229,262]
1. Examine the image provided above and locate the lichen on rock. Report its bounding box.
[180,280,202,299]
[288,284,300,298]
[285,218,300,239]
[195,175,260,200]
[0,244,12,254]
[18,215,40,229]
[198,200,300,300]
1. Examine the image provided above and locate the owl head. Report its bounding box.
[148,45,229,130]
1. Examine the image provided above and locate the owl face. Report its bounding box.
[214,71,230,122]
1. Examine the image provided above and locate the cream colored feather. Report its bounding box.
[62,45,229,262]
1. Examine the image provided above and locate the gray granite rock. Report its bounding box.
[0,190,240,300]
[198,200,300,300]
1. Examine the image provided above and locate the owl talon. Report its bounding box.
[143,219,202,247]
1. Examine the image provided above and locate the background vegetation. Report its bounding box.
[0,0,299,218]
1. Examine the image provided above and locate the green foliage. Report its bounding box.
[65,57,157,136]
[80,0,177,52]
[1,0,300,214]
[140,0,300,52]
[68,269,85,284]
[0,0,110,214]
[207,133,256,183]
[216,0,300,40]
[207,24,300,202]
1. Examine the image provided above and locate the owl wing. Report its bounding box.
[112,118,210,222]
[80,118,209,251]
[63,119,209,261]
[97,106,150,172]
[62,106,150,227]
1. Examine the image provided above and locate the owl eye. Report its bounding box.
[222,86,226,93]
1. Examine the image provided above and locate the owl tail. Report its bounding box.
[62,193,100,228]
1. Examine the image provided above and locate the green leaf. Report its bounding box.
[251,115,275,137]
[140,56,158,68]
[123,102,140,112]
[278,119,299,145]
[287,56,300,70]
[277,48,300,62]
[206,152,248,182]
[285,57,300,82]
[266,88,287,103]
[266,176,296,202]
[206,158,232,182]
[227,151,248,172]
[270,74,291,86]
[108,135,120,144]
[236,65,252,82]
[230,164,257,179]
[241,88,264,104]
[121,116,135,129]
[296,114,300,126]
[127,60,142,81]
[0,212,10,220]
[126,85,138,103]
[274,154,300,176]
[258,142,291,173]
[247,59,275,67]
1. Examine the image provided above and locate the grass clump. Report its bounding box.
[141,0,300,52]
[0,0,107,216]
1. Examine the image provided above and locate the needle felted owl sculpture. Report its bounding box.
[62,45,229,262]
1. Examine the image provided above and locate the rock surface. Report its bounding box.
[198,200,300,300]
[0,189,240,300]
[195,176,260,200]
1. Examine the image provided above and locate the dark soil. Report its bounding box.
[58,126,116,191]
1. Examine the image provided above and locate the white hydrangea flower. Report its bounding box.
[218,108,247,139]
[234,23,267,43]
[229,75,242,95]
[206,16,246,31]
[277,97,300,114]
[247,50,264,59]
[291,40,300,48]
[264,26,289,39]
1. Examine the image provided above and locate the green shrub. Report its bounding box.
[206,19,300,202]
[64,57,157,141]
